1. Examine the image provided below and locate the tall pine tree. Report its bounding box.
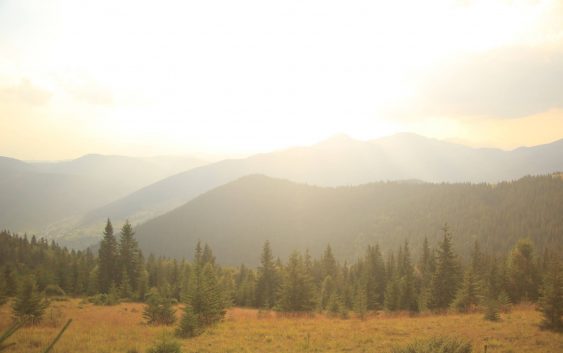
[97,219,118,293]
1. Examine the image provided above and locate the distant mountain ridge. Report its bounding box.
[84,133,563,229]
[133,173,563,265]
[0,154,206,234]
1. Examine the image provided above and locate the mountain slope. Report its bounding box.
[86,134,563,227]
[0,154,206,234]
[134,174,563,265]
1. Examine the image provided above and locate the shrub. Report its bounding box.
[88,293,119,306]
[391,336,472,353]
[147,332,182,353]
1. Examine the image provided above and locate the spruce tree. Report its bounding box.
[451,269,481,313]
[508,239,540,302]
[198,263,226,326]
[143,289,176,325]
[97,219,118,293]
[353,286,368,320]
[3,266,17,297]
[11,276,48,324]
[278,251,316,312]
[118,221,141,293]
[537,258,563,330]
[429,224,460,310]
[256,241,279,308]
[176,303,200,338]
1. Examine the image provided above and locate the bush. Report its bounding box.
[147,332,182,353]
[391,336,472,353]
[88,293,119,306]
[44,285,66,298]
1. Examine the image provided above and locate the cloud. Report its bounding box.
[406,43,563,118]
[0,79,52,106]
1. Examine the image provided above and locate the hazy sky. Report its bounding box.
[1,0,563,160]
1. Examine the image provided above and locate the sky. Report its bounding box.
[1,0,562,160]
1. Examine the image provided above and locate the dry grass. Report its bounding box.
[0,300,561,353]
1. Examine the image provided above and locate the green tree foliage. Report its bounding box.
[177,243,225,337]
[143,289,176,325]
[537,258,563,331]
[97,219,118,293]
[451,270,481,313]
[255,241,279,309]
[278,251,316,312]
[508,239,540,303]
[483,298,500,322]
[119,221,142,296]
[353,286,368,320]
[430,225,461,310]
[176,303,200,338]
[11,276,48,324]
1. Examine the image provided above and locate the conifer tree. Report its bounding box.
[484,298,500,321]
[353,286,368,320]
[143,289,176,325]
[176,303,200,338]
[97,219,118,293]
[537,258,563,330]
[198,263,226,325]
[508,239,540,302]
[11,276,48,324]
[118,221,141,293]
[255,241,279,308]
[278,251,316,312]
[451,269,481,312]
[429,224,460,310]
[119,269,132,299]
[364,244,386,309]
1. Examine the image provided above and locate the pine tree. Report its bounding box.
[11,276,48,324]
[119,269,132,299]
[451,270,481,313]
[353,286,368,320]
[4,266,17,297]
[537,258,563,330]
[508,239,540,302]
[143,289,176,325]
[176,303,200,338]
[197,263,226,326]
[429,224,460,310]
[278,251,316,312]
[364,244,386,310]
[484,298,500,321]
[256,241,279,308]
[97,219,118,293]
[118,221,141,293]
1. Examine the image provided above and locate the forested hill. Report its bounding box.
[134,173,563,265]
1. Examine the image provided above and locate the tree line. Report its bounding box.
[0,222,561,333]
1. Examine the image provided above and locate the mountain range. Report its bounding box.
[1,132,562,251]
[133,173,563,265]
[0,154,205,235]
[83,133,563,229]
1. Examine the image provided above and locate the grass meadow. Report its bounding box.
[0,300,561,353]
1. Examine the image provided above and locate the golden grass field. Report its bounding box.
[0,300,562,353]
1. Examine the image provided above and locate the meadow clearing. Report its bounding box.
[0,299,561,353]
